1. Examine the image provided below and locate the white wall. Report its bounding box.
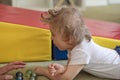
[109,0,120,4]
[12,0,53,11]
[86,0,108,6]
[12,0,120,11]
[85,0,120,7]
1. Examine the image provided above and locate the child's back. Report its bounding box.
[69,39,120,79]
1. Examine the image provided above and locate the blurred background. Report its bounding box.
[0,0,120,23]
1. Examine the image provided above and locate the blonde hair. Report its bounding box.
[41,7,91,45]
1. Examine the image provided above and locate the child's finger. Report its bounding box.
[4,75,13,80]
[11,61,25,65]
[0,74,13,80]
[51,73,55,76]
[51,69,56,76]
[48,64,55,68]
[8,61,25,66]
[13,65,25,69]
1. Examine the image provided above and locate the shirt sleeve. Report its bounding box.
[68,48,90,65]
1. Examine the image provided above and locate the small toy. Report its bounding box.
[25,69,37,80]
[16,71,23,80]
[29,76,36,80]
[25,69,33,78]
[30,72,37,80]
[31,72,37,77]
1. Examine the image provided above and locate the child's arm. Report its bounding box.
[0,61,25,75]
[51,64,84,80]
[34,63,84,80]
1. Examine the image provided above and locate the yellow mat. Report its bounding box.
[0,22,51,62]
[0,22,120,62]
[93,36,120,49]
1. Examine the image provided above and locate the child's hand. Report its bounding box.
[0,74,13,80]
[48,63,65,76]
[5,61,25,71]
[0,61,25,75]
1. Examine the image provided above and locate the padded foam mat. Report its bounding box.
[0,22,51,62]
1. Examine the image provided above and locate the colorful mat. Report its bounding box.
[0,4,120,61]
[0,4,51,62]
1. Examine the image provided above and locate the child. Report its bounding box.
[34,7,120,80]
[0,61,25,80]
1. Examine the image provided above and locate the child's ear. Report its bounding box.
[48,9,59,17]
[40,13,52,22]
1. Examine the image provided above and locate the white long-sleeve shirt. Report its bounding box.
[68,39,120,79]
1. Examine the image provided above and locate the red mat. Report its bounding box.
[0,4,120,40]
[84,18,120,40]
[0,4,49,29]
